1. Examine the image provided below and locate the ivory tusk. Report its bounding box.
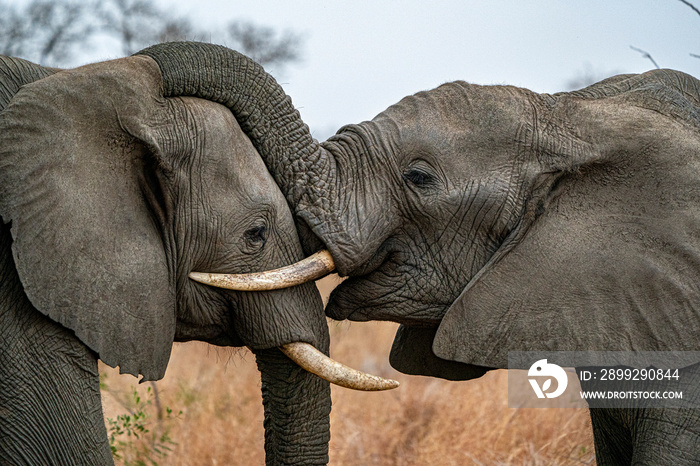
[189,249,336,291]
[280,342,400,391]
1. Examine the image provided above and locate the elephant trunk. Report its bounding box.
[255,346,331,465]
[135,42,345,263]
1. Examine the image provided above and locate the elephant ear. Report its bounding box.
[0,56,175,381]
[433,70,700,369]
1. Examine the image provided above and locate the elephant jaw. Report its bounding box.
[189,250,400,391]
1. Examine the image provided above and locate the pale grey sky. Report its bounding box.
[81,1,700,139]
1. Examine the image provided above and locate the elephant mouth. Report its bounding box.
[189,250,400,392]
[324,244,409,322]
[319,240,402,322]
[350,245,395,277]
[324,277,365,321]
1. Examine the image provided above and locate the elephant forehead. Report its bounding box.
[175,96,285,207]
[382,81,528,132]
[375,86,529,173]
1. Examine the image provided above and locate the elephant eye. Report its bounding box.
[244,225,267,247]
[402,167,436,189]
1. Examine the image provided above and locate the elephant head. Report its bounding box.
[165,42,700,379]
[0,47,395,464]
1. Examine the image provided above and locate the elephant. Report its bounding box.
[153,43,700,463]
[0,45,395,465]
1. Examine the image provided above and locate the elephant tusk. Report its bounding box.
[280,342,400,391]
[189,249,336,291]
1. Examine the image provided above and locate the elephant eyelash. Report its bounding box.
[402,167,437,188]
[244,225,268,246]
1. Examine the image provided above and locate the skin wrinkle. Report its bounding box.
[480,190,513,246]
[451,186,488,267]
[439,198,477,278]
[334,176,494,323]
[309,133,365,261]
[466,187,494,242]
[170,99,215,331]
[408,254,449,313]
[255,344,330,464]
[427,197,490,303]
[497,150,528,235]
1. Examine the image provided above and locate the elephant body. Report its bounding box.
[0,50,332,464]
[327,71,700,463]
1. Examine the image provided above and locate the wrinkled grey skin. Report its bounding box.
[0,49,330,465]
[158,44,700,463]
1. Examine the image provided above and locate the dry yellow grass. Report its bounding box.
[101,276,595,465]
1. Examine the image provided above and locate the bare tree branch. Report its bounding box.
[226,21,304,73]
[0,0,94,66]
[27,1,94,65]
[157,18,198,43]
[0,6,32,58]
[96,0,164,55]
[0,0,304,72]
[679,0,700,18]
[630,45,660,69]
[677,1,700,62]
